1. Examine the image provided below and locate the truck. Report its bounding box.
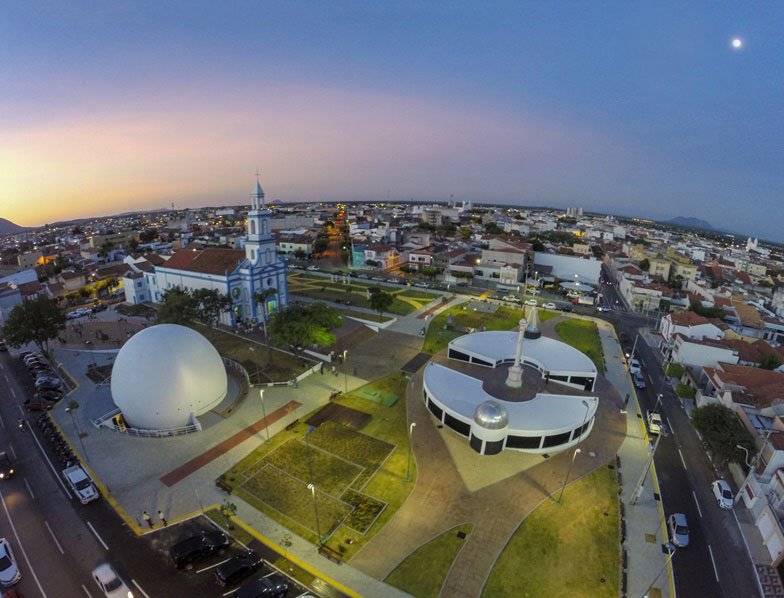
[647,411,662,435]
[63,464,99,504]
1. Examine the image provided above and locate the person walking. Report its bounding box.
[331,365,337,376]
[142,511,153,529]
[158,510,167,526]
[319,362,324,375]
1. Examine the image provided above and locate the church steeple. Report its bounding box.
[251,171,265,209]
[246,172,274,265]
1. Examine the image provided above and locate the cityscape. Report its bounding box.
[3,4,784,598]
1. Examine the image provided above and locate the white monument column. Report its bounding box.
[505,318,527,388]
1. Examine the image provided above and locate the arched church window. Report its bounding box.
[250,220,256,235]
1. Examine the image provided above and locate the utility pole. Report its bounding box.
[629,429,667,506]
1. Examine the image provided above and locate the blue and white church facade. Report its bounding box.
[125,178,288,327]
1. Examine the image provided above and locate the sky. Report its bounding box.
[2,2,783,240]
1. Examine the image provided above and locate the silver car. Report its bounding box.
[0,538,21,587]
[668,513,690,547]
[712,479,734,509]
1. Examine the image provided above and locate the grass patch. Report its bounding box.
[386,523,474,598]
[221,372,415,559]
[204,508,254,546]
[339,309,394,323]
[245,439,363,496]
[272,555,318,589]
[116,303,156,318]
[665,362,684,378]
[423,304,557,353]
[341,489,387,534]
[189,322,308,383]
[241,465,353,536]
[483,464,619,598]
[554,319,605,374]
[676,383,696,399]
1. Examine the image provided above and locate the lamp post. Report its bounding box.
[629,425,669,505]
[307,483,323,546]
[558,399,592,504]
[65,402,89,462]
[259,389,270,444]
[405,422,417,482]
[248,345,260,386]
[642,545,677,598]
[342,349,348,394]
[736,444,752,469]
[84,340,95,368]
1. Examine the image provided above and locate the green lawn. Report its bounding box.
[423,304,557,354]
[386,523,473,598]
[338,308,394,323]
[190,322,308,383]
[554,319,605,374]
[220,371,415,558]
[483,464,619,598]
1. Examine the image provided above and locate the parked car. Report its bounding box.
[502,295,521,303]
[91,562,132,598]
[668,513,690,547]
[24,397,55,412]
[647,411,662,435]
[0,341,7,352]
[711,480,734,509]
[629,358,641,375]
[524,299,537,306]
[542,302,556,309]
[234,573,288,598]
[0,453,14,480]
[215,550,263,587]
[36,389,64,401]
[63,464,99,504]
[597,305,611,312]
[413,282,429,288]
[0,538,21,587]
[169,530,229,569]
[91,303,107,313]
[35,378,62,391]
[634,373,646,389]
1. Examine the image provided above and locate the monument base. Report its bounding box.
[505,364,523,388]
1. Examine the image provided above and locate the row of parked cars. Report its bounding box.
[20,351,65,410]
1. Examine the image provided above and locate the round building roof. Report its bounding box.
[110,324,227,430]
[474,400,509,430]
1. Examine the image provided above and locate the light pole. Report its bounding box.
[342,349,348,394]
[642,544,677,598]
[84,340,95,368]
[557,448,582,504]
[405,422,416,482]
[736,444,752,468]
[248,345,260,386]
[307,483,323,546]
[259,389,270,444]
[65,402,89,462]
[629,426,668,505]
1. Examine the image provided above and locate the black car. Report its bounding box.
[91,303,107,312]
[0,341,7,352]
[169,530,229,569]
[215,550,262,587]
[0,452,14,480]
[234,573,288,598]
[35,379,62,391]
[36,389,64,401]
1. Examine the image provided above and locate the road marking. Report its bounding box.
[28,423,73,499]
[692,491,703,517]
[23,477,35,499]
[87,521,109,550]
[0,414,4,430]
[196,557,230,573]
[0,488,47,597]
[44,520,65,554]
[678,448,687,470]
[707,544,720,581]
[8,443,16,460]
[81,584,93,597]
[222,590,235,597]
[9,386,15,400]
[16,404,24,417]
[131,579,150,598]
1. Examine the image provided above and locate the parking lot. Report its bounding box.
[145,516,315,597]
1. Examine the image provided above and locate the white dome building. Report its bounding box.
[111,324,227,430]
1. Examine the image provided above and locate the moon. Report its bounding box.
[731,37,743,49]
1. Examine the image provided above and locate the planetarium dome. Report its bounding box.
[110,324,227,430]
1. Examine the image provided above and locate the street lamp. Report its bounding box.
[736,444,752,469]
[259,389,271,444]
[307,483,323,546]
[65,402,89,462]
[405,422,417,482]
[557,448,582,505]
[342,349,349,394]
[248,345,260,386]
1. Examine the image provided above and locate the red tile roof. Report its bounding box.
[714,363,784,408]
[159,248,245,275]
[670,311,710,327]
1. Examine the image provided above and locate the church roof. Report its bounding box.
[253,180,265,198]
[159,248,245,276]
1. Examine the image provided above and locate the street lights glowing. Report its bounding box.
[307,482,323,546]
[342,350,349,394]
[405,422,417,482]
[259,389,271,444]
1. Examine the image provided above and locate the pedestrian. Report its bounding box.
[353,367,357,377]
[319,362,324,375]
[158,510,167,526]
[331,365,337,376]
[142,511,153,529]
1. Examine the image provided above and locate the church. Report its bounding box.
[123,178,288,327]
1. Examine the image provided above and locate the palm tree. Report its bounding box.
[254,288,277,360]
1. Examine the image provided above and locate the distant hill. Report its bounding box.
[663,216,714,230]
[0,218,26,235]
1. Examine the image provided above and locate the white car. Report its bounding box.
[711,479,734,509]
[542,302,556,309]
[63,464,99,504]
[0,538,21,587]
[524,299,537,306]
[92,563,133,598]
[629,358,641,375]
[502,295,521,303]
[597,305,611,312]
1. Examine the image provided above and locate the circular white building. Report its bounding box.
[111,324,227,430]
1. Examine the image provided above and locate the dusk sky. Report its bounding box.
[3,2,783,240]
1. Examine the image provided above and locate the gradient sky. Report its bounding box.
[2,2,783,240]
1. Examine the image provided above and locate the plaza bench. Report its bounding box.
[318,545,343,564]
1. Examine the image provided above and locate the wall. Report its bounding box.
[533,252,601,284]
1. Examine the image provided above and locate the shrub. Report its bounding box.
[665,362,684,378]
[676,384,695,399]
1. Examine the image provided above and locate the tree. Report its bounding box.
[128,237,140,252]
[369,289,393,319]
[421,266,439,280]
[267,302,341,355]
[138,228,159,243]
[365,259,380,268]
[98,240,114,258]
[3,298,66,353]
[460,227,473,241]
[253,288,278,360]
[691,404,755,465]
[760,352,783,371]
[156,287,197,325]
[484,222,503,235]
[639,258,650,272]
[531,239,545,252]
[71,226,83,236]
[293,248,307,260]
[192,289,231,335]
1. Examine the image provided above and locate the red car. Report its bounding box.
[24,397,54,411]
